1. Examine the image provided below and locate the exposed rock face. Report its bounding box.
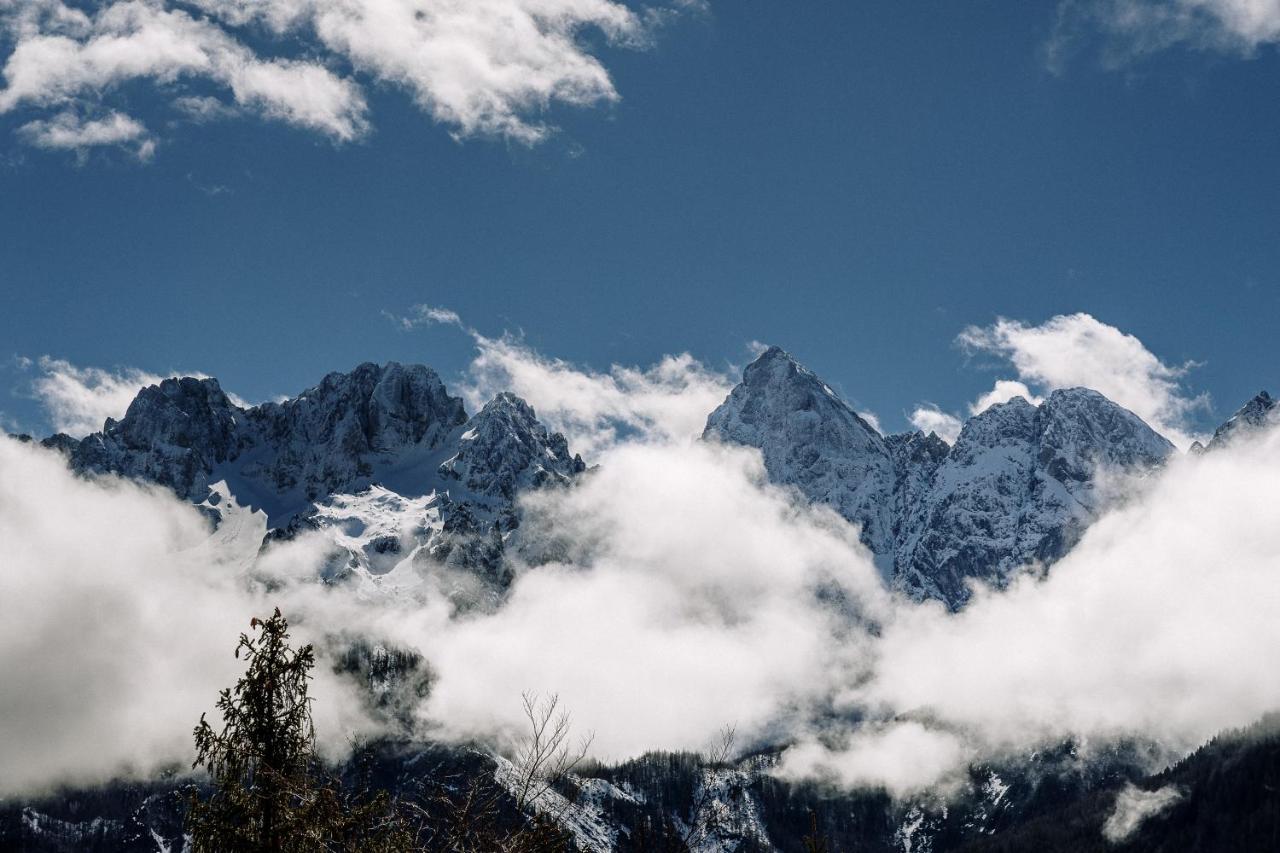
[55,362,583,606]
[703,346,897,573]
[66,362,469,520]
[1207,391,1276,450]
[893,388,1173,605]
[72,376,247,501]
[440,391,585,506]
[705,348,1175,608]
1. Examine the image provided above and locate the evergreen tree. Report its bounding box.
[187,609,411,852]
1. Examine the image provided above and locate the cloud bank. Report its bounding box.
[782,421,1280,792]
[0,0,697,157]
[2,326,1278,805]
[0,439,377,796]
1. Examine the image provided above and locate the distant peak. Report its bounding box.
[478,391,537,420]
[753,344,792,361]
[741,345,811,385]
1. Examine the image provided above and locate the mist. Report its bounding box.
[2,340,1279,803]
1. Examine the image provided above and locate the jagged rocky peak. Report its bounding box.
[249,361,467,455]
[1208,390,1275,450]
[112,375,243,456]
[71,375,249,500]
[705,345,896,569]
[442,392,585,503]
[1035,387,1174,479]
[892,389,1174,607]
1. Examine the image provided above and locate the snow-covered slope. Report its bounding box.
[1206,390,1276,451]
[56,362,585,600]
[66,362,469,521]
[703,346,897,575]
[893,388,1173,605]
[705,348,1175,608]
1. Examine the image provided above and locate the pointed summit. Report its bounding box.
[1208,391,1275,450]
[441,392,584,503]
[893,387,1174,607]
[704,346,895,572]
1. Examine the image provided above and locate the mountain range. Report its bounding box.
[23,345,1263,609]
[6,345,1278,852]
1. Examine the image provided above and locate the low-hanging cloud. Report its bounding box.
[1102,783,1183,843]
[0,0,700,157]
[0,439,378,796]
[3,330,1280,805]
[786,421,1280,792]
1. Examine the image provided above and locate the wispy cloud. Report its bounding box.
[1103,783,1183,843]
[1048,0,1280,71]
[17,110,154,160]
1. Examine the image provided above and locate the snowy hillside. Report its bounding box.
[706,348,1175,608]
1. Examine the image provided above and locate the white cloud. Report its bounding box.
[0,1,369,143]
[0,0,693,155]
[909,404,963,443]
[959,313,1206,448]
[391,303,463,330]
[463,334,735,457]
[0,439,380,795]
[17,109,153,158]
[776,722,971,798]
[419,441,887,757]
[6,333,1280,807]
[390,304,736,456]
[29,356,165,437]
[0,421,887,792]
[1103,783,1183,843]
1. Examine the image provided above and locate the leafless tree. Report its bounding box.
[511,691,595,814]
[682,723,743,848]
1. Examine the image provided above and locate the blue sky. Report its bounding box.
[1,0,1278,440]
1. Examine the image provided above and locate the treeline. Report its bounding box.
[958,714,1280,853]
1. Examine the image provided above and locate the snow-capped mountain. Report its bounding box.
[705,347,1175,608]
[892,387,1173,605]
[1206,390,1276,451]
[67,362,470,520]
[703,346,898,575]
[51,361,584,604]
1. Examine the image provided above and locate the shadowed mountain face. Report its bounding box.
[57,361,583,522]
[705,348,1176,608]
[43,361,585,608]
